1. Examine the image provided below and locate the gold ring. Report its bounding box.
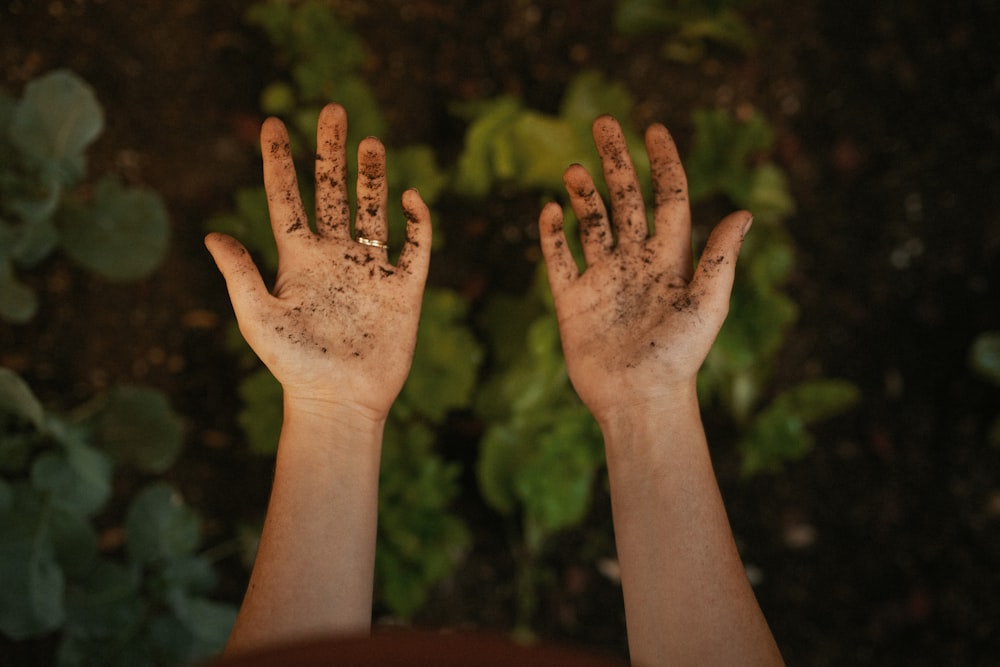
[356,236,388,249]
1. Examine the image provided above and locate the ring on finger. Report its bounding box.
[356,235,388,249]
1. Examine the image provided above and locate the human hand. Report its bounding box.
[538,115,751,424]
[206,103,431,423]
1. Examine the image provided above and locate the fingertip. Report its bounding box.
[539,201,564,233]
[358,135,386,156]
[319,102,347,122]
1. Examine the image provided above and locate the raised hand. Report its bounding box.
[538,115,752,424]
[205,103,431,422]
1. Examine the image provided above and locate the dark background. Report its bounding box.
[2,1,998,664]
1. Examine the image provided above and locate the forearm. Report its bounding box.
[225,397,384,655]
[599,386,783,666]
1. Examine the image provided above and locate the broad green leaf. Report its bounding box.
[60,177,170,282]
[9,69,103,184]
[30,443,112,518]
[0,257,39,323]
[237,367,283,455]
[400,288,483,423]
[125,483,201,565]
[515,404,603,550]
[970,331,1000,385]
[61,560,140,640]
[740,379,859,475]
[161,555,217,597]
[49,508,99,578]
[168,593,237,654]
[9,215,60,265]
[97,385,183,473]
[376,420,469,617]
[508,112,582,191]
[0,366,45,428]
[0,509,66,639]
[452,96,524,196]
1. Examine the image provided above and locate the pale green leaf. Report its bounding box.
[9,69,103,184]
[97,385,183,473]
[0,510,66,639]
[400,288,483,423]
[0,257,39,323]
[0,366,45,428]
[30,443,112,518]
[125,483,201,565]
[60,177,170,282]
[237,367,283,455]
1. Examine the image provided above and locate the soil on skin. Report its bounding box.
[2,1,998,665]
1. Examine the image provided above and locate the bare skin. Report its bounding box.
[539,116,784,666]
[205,103,431,654]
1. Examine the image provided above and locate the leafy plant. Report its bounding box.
[969,331,1000,447]
[615,0,756,63]
[0,368,235,666]
[0,70,170,323]
[684,108,859,474]
[474,269,605,628]
[452,70,647,199]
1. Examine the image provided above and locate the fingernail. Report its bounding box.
[742,213,754,234]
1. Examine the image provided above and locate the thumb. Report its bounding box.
[691,211,752,321]
[204,232,270,324]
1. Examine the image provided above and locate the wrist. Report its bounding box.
[281,394,387,450]
[596,382,704,468]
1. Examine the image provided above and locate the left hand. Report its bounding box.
[538,115,751,424]
[205,103,432,423]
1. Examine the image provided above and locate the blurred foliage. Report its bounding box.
[969,331,1000,447]
[0,368,235,665]
[615,0,756,63]
[0,70,170,323]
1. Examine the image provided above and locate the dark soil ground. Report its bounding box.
[2,0,998,665]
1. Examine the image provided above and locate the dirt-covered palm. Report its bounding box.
[206,104,431,421]
[539,115,752,423]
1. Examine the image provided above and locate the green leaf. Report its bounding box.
[9,215,60,265]
[969,331,1000,386]
[30,443,113,518]
[125,483,201,565]
[97,385,183,473]
[515,405,603,550]
[452,96,524,196]
[508,112,583,192]
[740,379,860,476]
[49,508,99,578]
[376,420,468,617]
[167,593,237,656]
[60,177,170,282]
[237,367,283,455]
[161,555,217,597]
[0,509,66,639]
[0,366,45,429]
[61,560,141,640]
[0,257,39,323]
[399,288,483,423]
[9,69,103,184]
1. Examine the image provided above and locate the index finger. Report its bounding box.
[592,115,647,247]
[261,117,311,255]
